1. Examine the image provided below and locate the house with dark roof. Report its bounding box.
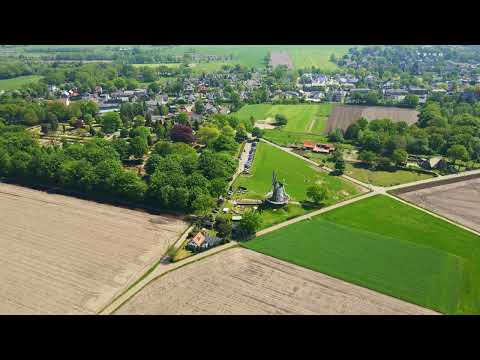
[185,231,224,253]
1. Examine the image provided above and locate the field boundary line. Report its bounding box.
[386,192,480,237]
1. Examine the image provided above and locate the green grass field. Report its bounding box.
[306,157,436,187]
[234,104,333,135]
[133,62,232,73]
[262,130,328,147]
[165,45,355,69]
[245,195,480,314]
[234,142,360,204]
[287,45,355,70]
[0,75,42,90]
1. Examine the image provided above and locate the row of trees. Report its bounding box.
[0,99,99,128]
[0,122,239,213]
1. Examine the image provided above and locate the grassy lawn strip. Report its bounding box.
[245,195,480,314]
[0,75,42,90]
[262,129,327,147]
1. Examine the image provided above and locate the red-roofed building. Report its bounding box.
[303,140,316,150]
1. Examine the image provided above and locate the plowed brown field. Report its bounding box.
[0,183,187,314]
[116,248,437,315]
[397,177,480,233]
[326,105,419,133]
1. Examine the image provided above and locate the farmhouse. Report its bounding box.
[303,141,335,153]
[420,156,447,170]
[185,231,223,253]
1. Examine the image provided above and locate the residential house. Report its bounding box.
[384,88,408,102]
[185,231,223,253]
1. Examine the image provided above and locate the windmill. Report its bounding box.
[265,170,290,206]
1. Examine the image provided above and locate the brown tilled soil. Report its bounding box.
[0,183,188,314]
[326,105,419,133]
[270,51,293,69]
[398,178,480,233]
[116,247,437,315]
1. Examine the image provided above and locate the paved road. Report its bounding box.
[228,141,252,189]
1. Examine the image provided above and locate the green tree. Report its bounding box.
[197,125,220,146]
[214,215,232,239]
[335,158,346,174]
[275,114,288,126]
[402,94,419,108]
[236,211,262,240]
[447,144,469,168]
[306,184,328,205]
[129,136,149,159]
[191,193,216,215]
[194,100,205,114]
[391,149,408,167]
[101,112,122,134]
[252,127,264,138]
[359,150,378,169]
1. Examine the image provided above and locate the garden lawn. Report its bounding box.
[245,195,480,314]
[233,142,360,204]
[0,75,42,90]
[234,104,333,134]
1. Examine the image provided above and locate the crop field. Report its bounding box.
[245,195,480,314]
[270,51,293,69]
[133,62,232,73]
[326,105,419,133]
[233,142,360,203]
[397,177,480,233]
[0,75,42,90]
[287,45,355,70]
[164,45,354,69]
[0,182,187,314]
[234,104,333,134]
[115,247,436,315]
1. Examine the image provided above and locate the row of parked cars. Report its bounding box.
[243,141,258,174]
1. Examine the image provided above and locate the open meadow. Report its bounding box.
[0,182,187,314]
[306,155,435,187]
[115,247,436,315]
[232,142,363,228]
[0,75,42,90]
[234,104,333,134]
[245,195,480,314]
